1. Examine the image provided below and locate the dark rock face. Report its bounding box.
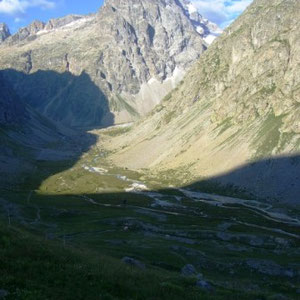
[0,74,26,125]
[0,23,10,43]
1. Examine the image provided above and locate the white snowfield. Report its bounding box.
[187,3,198,14]
[204,34,217,44]
[83,165,108,175]
[125,182,149,192]
[36,16,93,36]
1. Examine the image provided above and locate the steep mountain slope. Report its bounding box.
[0,74,25,125]
[0,73,80,187]
[104,0,300,205]
[0,0,220,127]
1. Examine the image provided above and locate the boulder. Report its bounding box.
[181,264,198,276]
[121,257,145,269]
[196,280,213,292]
[0,290,9,299]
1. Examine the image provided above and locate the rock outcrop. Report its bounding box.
[121,256,146,269]
[9,20,45,43]
[0,23,10,43]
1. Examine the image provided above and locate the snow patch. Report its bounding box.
[148,78,157,85]
[204,34,217,45]
[83,165,108,174]
[116,174,129,181]
[36,16,92,36]
[196,26,204,35]
[125,182,149,192]
[134,67,185,115]
[187,3,197,15]
[36,29,50,36]
[62,17,90,29]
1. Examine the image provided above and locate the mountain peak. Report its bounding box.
[102,0,222,44]
[178,0,222,43]
[45,15,85,30]
[27,20,46,34]
[3,20,45,44]
[0,23,11,44]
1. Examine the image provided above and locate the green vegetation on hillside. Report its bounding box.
[0,221,273,300]
[252,112,284,158]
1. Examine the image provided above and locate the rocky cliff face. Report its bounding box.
[105,0,300,205]
[5,16,86,45]
[0,0,219,126]
[45,15,84,30]
[9,20,45,43]
[0,23,10,43]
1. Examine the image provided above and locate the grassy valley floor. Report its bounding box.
[0,127,299,299]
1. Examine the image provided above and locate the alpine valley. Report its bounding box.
[0,0,299,299]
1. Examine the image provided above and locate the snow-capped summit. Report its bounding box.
[179,0,223,44]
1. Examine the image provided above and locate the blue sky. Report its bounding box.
[0,0,252,33]
[191,0,253,28]
[0,0,104,33]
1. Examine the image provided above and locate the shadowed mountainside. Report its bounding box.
[0,70,100,188]
[186,155,300,206]
[1,69,114,128]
